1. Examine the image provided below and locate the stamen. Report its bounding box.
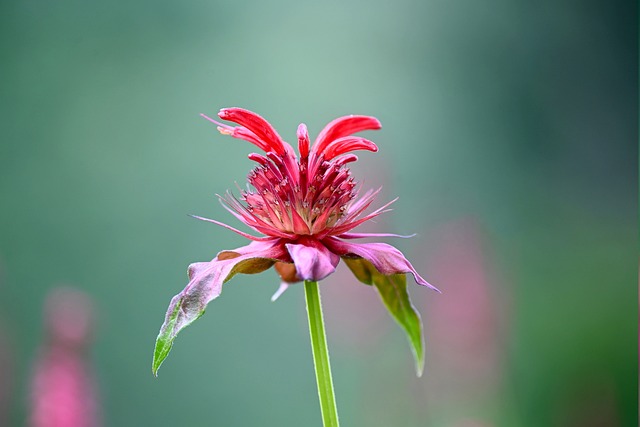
[200,113,229,130]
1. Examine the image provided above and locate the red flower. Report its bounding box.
[153,108,439,376]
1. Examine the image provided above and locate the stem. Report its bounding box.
[304,280,340,427]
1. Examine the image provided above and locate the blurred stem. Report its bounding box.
[304,280,339,427]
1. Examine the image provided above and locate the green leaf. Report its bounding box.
[152,294,197,376]
[343,257,425,376]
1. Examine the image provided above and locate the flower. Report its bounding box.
[30,288,100,427]
[153,107,439,376]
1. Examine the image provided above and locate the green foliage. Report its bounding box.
[343,257,424,377]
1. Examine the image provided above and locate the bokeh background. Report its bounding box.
[0,0,636,426]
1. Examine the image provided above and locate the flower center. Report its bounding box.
[241,153,357,235]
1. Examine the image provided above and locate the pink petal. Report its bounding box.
[338,232,416,239]
[323,237,441,292]
[218,193,298,240]
[313,115,382,156]
[343,188,382,219]
[189,215,273,241]
[284,238,340,282]
[326,197,397,237]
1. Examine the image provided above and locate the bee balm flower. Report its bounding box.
[153,108,439,376]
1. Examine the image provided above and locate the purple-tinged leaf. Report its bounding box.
[152,241,286,376]
[324,237,440,292]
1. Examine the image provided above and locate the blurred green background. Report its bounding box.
[0,0,636,426]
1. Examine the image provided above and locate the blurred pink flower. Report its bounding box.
[0,261,12,427]
[418,219,508,424]
[153,107,438,375]
[29,288,100,427]
[425,220,505,388]
[0,320,11,426]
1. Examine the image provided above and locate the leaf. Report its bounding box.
[343,257,425,376]
[152,253,275,376]
[152,293,196,376]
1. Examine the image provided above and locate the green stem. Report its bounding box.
[304,280,340,427]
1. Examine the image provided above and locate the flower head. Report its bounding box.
[153,108,439,376]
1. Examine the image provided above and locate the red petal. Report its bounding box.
[313,115,381,156]
[322,136,378,160]
[247,153,269,165]
[218,108,287,155]
[201,113,271,152]
[297,123,310,158]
